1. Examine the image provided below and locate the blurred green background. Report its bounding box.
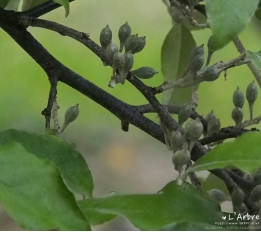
[1,0,261,230]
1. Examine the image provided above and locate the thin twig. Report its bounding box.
[233,37,261,87]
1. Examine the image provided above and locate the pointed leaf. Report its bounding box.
[0,129,93,197]
[78,181,225,230]
[246,50,261,71]
[187,132,261,175]
[205,0,259,51]
[54,0,69,17]
[4,0,21,11]
[0,142,90,230]
[161,24,196,106]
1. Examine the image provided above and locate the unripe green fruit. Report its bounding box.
[170,130,184,152]
[231,189,245,207]
[125,34,139,53]
[118,22,131,45]
[207,117,221,137]
[131,67,158,79]
[132,36,146,54]
[231,107,243,127]
[172,149,191,172]
[185,118,203,151]
[121,51,134,84]
[60,104,79,133]
[100,25,112,49]
[250,185,261,202]
[185,118,203,141]
[233,87,245,108]
[205,110,216,123]
[187,44,204,74]
[207,189,228,204]
[178,104,192,126]
[199,65,221,82]
[105,42,118,64]
[246,81,258,106]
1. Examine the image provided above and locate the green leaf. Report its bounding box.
[78,181,225,230]
[246,50,261,71]
[4,0,21,11]
[161,24,196,106]
[205,0,259,51]
[0,0,10,8]
[21,0,33,11]
[187,132,261,175]
[0,142,90,230]
[0,129,93,197]
[54,0,70,17]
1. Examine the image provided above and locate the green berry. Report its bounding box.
[125,34,138,53]
[178,104,192,126]
[231,107,243,127]
[131,67,158,79]
[233,87,245,108]
[132,36,146,54]
[231,189,245,207]
[207,189,228,204]
[246,81,258,106]
[170,130,184,152]
[207,117,221,136]
[60,104,79,133]
[100,25,112,49]
[105,41,118,64]
[172,149,191,172]
[118,22,131,45]
[199,65,221,82]
[184,118,203,151]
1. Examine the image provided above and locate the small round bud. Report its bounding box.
[232,107,243,127]
[185,118,203,141]
[105,42,118,64]
[187,44,204,74]
[132,36,146,54]
[199,65,221,82]
[205,110,216,123]
[233,87,245,108]
[231,188,245,207]
[118,22,131,46]
[246,81,258,106]
[131,67,158,79]
[170,130,184,152]
[178,104,192,126]
[121,51,134,84]
[250,185,261,202]
[184,118,203,151]
[100,25,112,49]
[207,117,221,137]
[60,104,79,133]
[172,149,191,172]
[125,34,139,53]
[207,189,229,204]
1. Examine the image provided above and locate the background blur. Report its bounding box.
[1,0,261,230]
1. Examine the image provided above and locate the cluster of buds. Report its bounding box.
[160,109,203,183]
[231,81,258,127]
[100,23,158,87]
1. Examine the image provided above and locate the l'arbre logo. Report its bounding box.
[222,216,226,220]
